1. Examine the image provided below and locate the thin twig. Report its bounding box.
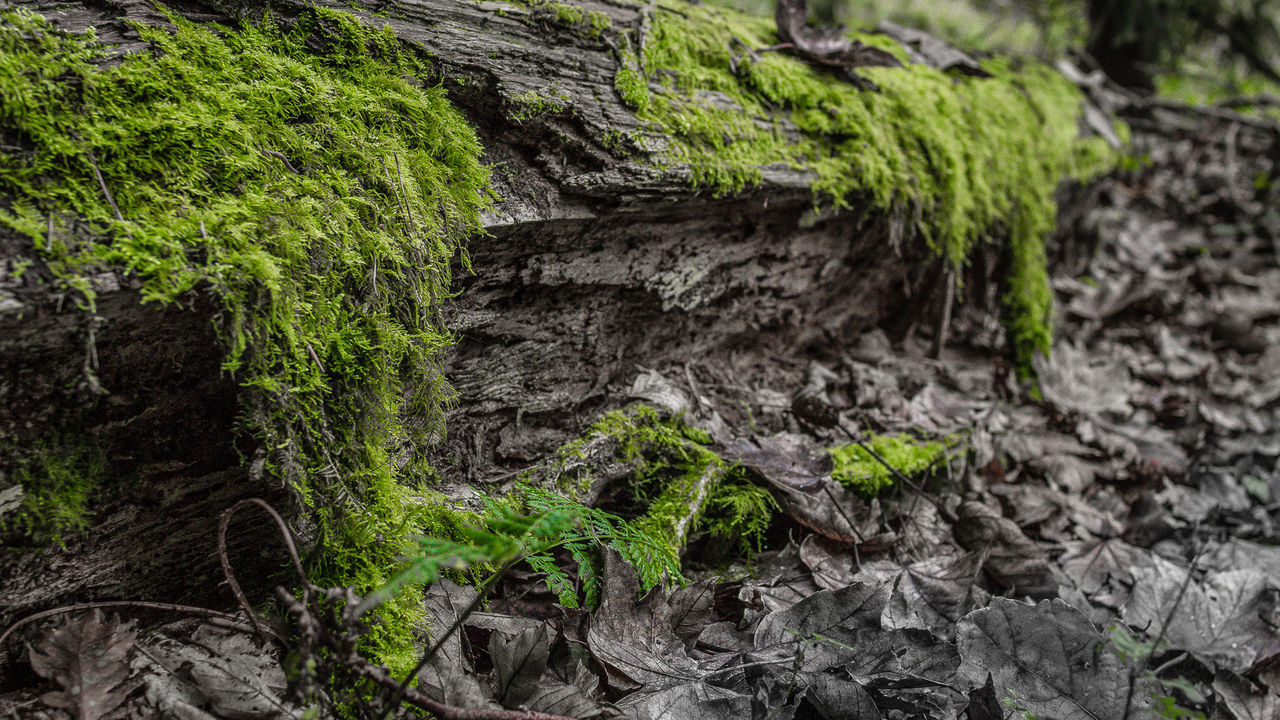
[374,555,525,720]
[1139,96,1280,134]
[305,342,325,373]
[1119,536,1206,720]
[217,498,311,643]
[764,641,806,720]
[700,656,798,679]
[86,150,123,222]
[0,601,282,648]
[1147,544,1204,661]
[893,450,955,563]
[380,156,412,233]
[258,148,299,174]
[818,482,863,572]
[931,268,955,359]
[81,316,105,395]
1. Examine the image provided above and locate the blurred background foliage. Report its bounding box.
[704,0,1280,112]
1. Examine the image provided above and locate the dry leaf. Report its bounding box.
[719,432,831,490]
[957,598,1153,720]
[1121,555,1279,669]
[28,610,136,720]
[952,500,1056,598]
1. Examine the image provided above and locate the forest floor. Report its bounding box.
[2,100,1279,720]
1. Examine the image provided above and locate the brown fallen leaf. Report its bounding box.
[1121,556,1279,670]
[952,500,1056,598]
[28,610,136,720]
[586,548,702,691]
[1059,537,1151,595]
[778,479,891,550]
[957,598,1155,720]
[719,432,831,491]
[142,623,292,719]
[798,534,858,590]
[886,552,988,639]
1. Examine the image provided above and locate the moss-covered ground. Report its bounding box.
[617,2,1119,372]
[532,409,954,571]
[0,6,491,674]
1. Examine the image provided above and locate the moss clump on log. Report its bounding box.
[0,6,491,674]
[0,436,103,548]
[616,2,1120,373]
[544,406,779,559]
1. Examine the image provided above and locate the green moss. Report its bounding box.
[614,65,651,111]
[615,3,1119,375]
[601,128,637,153]
[554,407,776,560]
[0,436,102,548]
[585,9,613,37]
[509,0,612,39]
[0,7,491,675]
[508,88,570,123]
[547,3,611,37]
[700,478,778,554]
[829,433,951,494]
[1004,213,1055,382]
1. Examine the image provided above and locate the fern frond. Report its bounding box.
[567,542,600,609]
[525,553,577,607]
[365,535,505,611]
[518,484,683,606]
[376,484,685,613]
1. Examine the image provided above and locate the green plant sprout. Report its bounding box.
[1109,624,1208,719]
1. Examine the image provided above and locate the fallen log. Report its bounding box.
[0,0,1121,672]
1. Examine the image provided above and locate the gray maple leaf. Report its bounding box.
[29,610,136,720]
